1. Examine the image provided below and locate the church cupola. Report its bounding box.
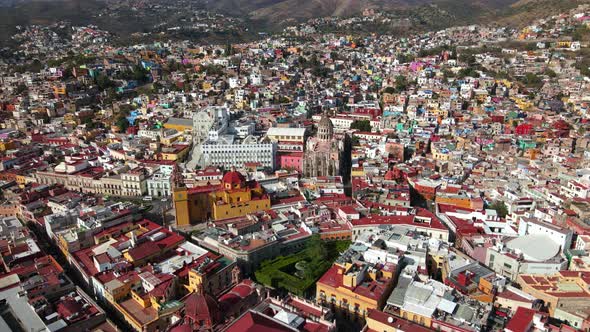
[317,112,334,141]
[222,167,246,190]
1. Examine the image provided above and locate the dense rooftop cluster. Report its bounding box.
[0,2,589,332]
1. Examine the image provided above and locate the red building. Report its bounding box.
[515,123,534,136]
[491,115,504,123]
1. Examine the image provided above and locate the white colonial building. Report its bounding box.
[147,165,174,198]
[201,135,276,170]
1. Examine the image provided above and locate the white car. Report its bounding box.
[143,196,153,201]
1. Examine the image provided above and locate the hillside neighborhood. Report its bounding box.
[0,2,589,332]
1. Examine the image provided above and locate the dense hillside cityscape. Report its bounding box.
[0,1,589,332]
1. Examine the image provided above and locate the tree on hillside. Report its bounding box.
[521,73,542,87]
[394,75,409,92]
[383,86,396,94]
[116,116,129,133]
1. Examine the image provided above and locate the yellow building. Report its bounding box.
[209,170,270,221]
[351,167,365,177]
[399,309,432,327]
[106,273,183,332]
[53,84,66,96]
[160,134,181,146]
[173,186,217,226]
[163,118,193,132]
[517,271,590,315]
[202,82,213,91]
[63,113,78,126]
[174,169,270,225]
[0,140,15,152]
[432,108,448,119]
[316,261,395,316]
[365,309,431,332]
[186,256,236,295]
[103,275,139,303]
[160,144,190,161]
[431,147,451,161]
[15,174,28,188]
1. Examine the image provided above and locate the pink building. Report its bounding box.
[278,152,303,172]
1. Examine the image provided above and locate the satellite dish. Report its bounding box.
[387,317,394,323]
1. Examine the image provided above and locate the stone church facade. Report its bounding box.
[303,112,343,177]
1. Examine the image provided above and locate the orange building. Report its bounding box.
[435,191,484,210]
[316,261,395,316]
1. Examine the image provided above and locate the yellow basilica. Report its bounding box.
[174,168,271,226]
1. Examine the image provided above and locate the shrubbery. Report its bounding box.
[254,235,351,296]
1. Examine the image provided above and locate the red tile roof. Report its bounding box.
[127,241,160,261]
[366,309,431,332]
[505,307,536,332]
[496,289,534,304]
[182,292,220,324]
[225,311,295,332]
[351,212,446,231]
[317,264,393,302]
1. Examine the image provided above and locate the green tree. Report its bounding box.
[458,53,476,65]
[489,201,509,218]
[305,234,327,262]
[442,69,455,79]
[95,73,115,90]
[132,65,150,83]
[383,86,396,94]
[350,120,372,132]
[224,43,234,56]
[394,75,409,92]
[521,73,542,87]
[116,116,129,132]
[84,118,97,129]
[524,43,536,51]
[396,53,413,64]
[15,84,28,95]
[458,67,480,78]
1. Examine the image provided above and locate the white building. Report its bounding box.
[266,127,306,143]
[228,77,240,89]
[230,121,256,139]
[249,73,262,85]
[517,217,573,251]
[331,116,354,131]
[485,235,568,280]
[201,135,276,170]
[147,165,173,198]
[560,180,589,199]
[121,168,148,196]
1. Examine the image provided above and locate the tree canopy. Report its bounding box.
[489,200,509,218]
[351,120,372,132]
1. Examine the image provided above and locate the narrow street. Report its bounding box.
[26,222,131,331]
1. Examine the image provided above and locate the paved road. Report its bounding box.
[107,195,173,226]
